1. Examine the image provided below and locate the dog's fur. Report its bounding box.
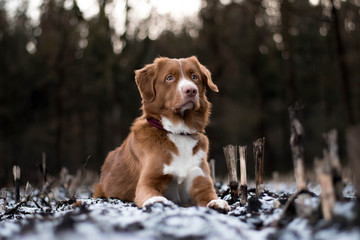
[93,56,229,212]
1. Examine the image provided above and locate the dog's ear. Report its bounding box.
[199,64,219,92]
[135,63,156,102]
[190,56,219,92]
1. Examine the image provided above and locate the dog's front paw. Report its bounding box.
[142,196,170,208]
[207,199,230,214]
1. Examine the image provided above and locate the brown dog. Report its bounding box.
[93,56,229,212]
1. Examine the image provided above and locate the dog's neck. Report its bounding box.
[146,117,204,136]
[146,117,169,133]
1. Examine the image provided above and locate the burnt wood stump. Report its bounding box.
[12,165,21,202]
[346,125,360,198]
[288,102,307,191]
[239,146,248,205]
[323,129,343,201]
[253,138,265,197]
[223,144,239,201]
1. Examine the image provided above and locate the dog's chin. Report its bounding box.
[180,102,195,112]
[171,101,199,115]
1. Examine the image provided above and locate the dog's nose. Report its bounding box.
[183,87,197,98]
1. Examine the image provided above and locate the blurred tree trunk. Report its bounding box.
[0,13,9,185]
[0,3,32,184]
[280,0,297,104]
[54,39,66,172]
[96,107,106,162]
[249,54,266,138]
[248,2,267,169]
[54,83,64,171]
[249,2,265,135]
[280,0,297,171]
[330,0,355,124]
[0,128,9,186]
[200,0,224,82]
[37,0,84,172]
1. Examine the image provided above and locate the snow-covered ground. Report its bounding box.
[1,182,359,240]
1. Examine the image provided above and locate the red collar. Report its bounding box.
[146,117,196,136]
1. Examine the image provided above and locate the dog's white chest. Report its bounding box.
[163,134,205,184]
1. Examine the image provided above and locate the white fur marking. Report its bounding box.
[178,59,185,78]
[184,167,205,193]
[163,133,205,184]
[207,199,230,211]
[161,116,206,204]
[177,78,198,99]
[142,196,169,207]
[177,59,198,99]
[161,117,205,185]
[161,116,196,135]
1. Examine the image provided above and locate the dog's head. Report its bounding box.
[135,56,218,131]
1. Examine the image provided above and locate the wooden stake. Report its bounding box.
[209,159,216,183]
[323,129,341,172]
[25,181,32,197]
[12,165,20,202]
[323,129,343,201]
[315,158,336,221]
[272,171,280,192]
[223,144,239,200]
[0,191,7,211]
[71,155,91,198]
[239,146,248,205]
[239,146,247,186]
[41,152,47,187]
[278,188,314,221]
[253,138,265,196]
[60,167,71,191]
[223,144,238,183]
[346,125,360,198]
[288,102,307,191]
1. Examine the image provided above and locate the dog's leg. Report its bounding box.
[93,183,105,198]
[188,173,230,213]
[135,171,173,208]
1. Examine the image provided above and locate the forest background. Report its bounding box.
[1,0,359,186]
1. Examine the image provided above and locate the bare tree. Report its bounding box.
[330,0,355,125]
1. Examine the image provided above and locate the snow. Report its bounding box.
[1,182,359,240]
[333,201,357,221]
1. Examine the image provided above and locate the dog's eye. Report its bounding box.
[166,75,174,82]
[191,74,198,81]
